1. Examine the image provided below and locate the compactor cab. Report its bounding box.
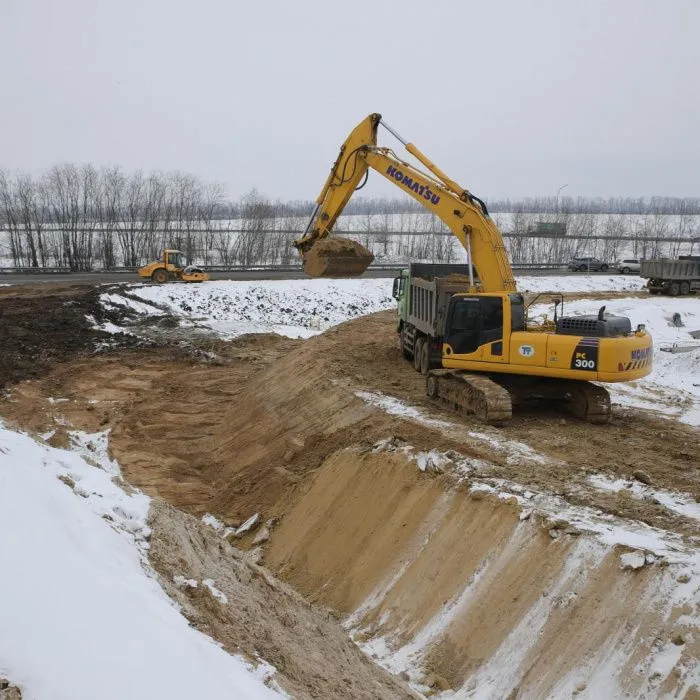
[138,249,209,284]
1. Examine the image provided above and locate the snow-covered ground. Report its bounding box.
[106,274,645,339]
[116,278,396,339]
[0,422,281,699]
[101,275,699,424]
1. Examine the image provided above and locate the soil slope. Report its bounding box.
[2,284,699,697]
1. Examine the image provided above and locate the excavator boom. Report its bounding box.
[294,114,515,290]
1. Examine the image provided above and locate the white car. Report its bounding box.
[614,259,640,274]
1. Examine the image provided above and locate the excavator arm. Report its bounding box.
[294,113,516,293]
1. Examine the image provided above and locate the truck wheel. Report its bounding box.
[680,281,690,295]
[420,341,430,375]
[151,268,168,284]
[669,281,681,297]
[413,338,424,372]
[621,267,630,274]
[600,264,608,272]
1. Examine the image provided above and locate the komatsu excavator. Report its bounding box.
[294,114,653,423]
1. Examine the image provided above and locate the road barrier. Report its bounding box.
[0,262,573,275]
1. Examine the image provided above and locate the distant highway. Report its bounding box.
[0,266,618,287]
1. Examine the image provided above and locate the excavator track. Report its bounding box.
[561,381,612,424]
[426,370,513,425]
[426,372,612,426]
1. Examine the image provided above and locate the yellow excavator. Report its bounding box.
[294,114,653,424]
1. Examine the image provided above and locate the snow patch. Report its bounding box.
[589,474,700,523]
[0,420,281,699]
[203,579,229,604]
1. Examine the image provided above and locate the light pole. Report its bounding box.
[556,184,568,212]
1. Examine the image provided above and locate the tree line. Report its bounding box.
[1,165,698,269]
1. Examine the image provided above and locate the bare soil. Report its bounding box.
[148,500,415,699]
[1,282,699,697]
[0,283,137,389]
[2,294,699,537]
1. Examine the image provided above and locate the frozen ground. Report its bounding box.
[0,422,281,699]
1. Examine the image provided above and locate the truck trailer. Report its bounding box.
[641,256,700,296]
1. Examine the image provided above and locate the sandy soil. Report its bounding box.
[147,499,415,699]
[1,282,699,697]
[8,306,695,533]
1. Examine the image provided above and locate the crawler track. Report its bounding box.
[426,370,513,425]
[562,381,612,424]
[427,370,612,425]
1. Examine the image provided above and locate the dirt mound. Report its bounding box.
[4,308,699,533]
[148,499,415,699]
[303,238,374,277]
[265,448,700,697]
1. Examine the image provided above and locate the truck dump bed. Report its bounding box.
[407,263,473,336]
[640,259,700,280]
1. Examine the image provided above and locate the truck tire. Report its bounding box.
[680,281,690,295]
[669,281,681,297]
[600,264,608,272]
[413,337,424,372]
[420,340,430,375]
[151,268,169,284]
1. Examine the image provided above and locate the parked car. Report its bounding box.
[568,257,609,272]
[613,259,641,274]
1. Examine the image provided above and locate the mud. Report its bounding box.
[0,284,135,390]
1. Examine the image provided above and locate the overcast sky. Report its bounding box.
[2,0,699,202]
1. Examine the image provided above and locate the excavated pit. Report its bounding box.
[2,284,700,697]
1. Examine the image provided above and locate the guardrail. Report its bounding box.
[0,261,575,275]
[0,266,73,274]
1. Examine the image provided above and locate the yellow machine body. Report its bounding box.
[138,249,209,283]
[441,294,652,382]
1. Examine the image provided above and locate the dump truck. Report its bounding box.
[641,256,700,296]
[393,263,475,372]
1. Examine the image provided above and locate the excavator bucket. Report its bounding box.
[302,238,375,278]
